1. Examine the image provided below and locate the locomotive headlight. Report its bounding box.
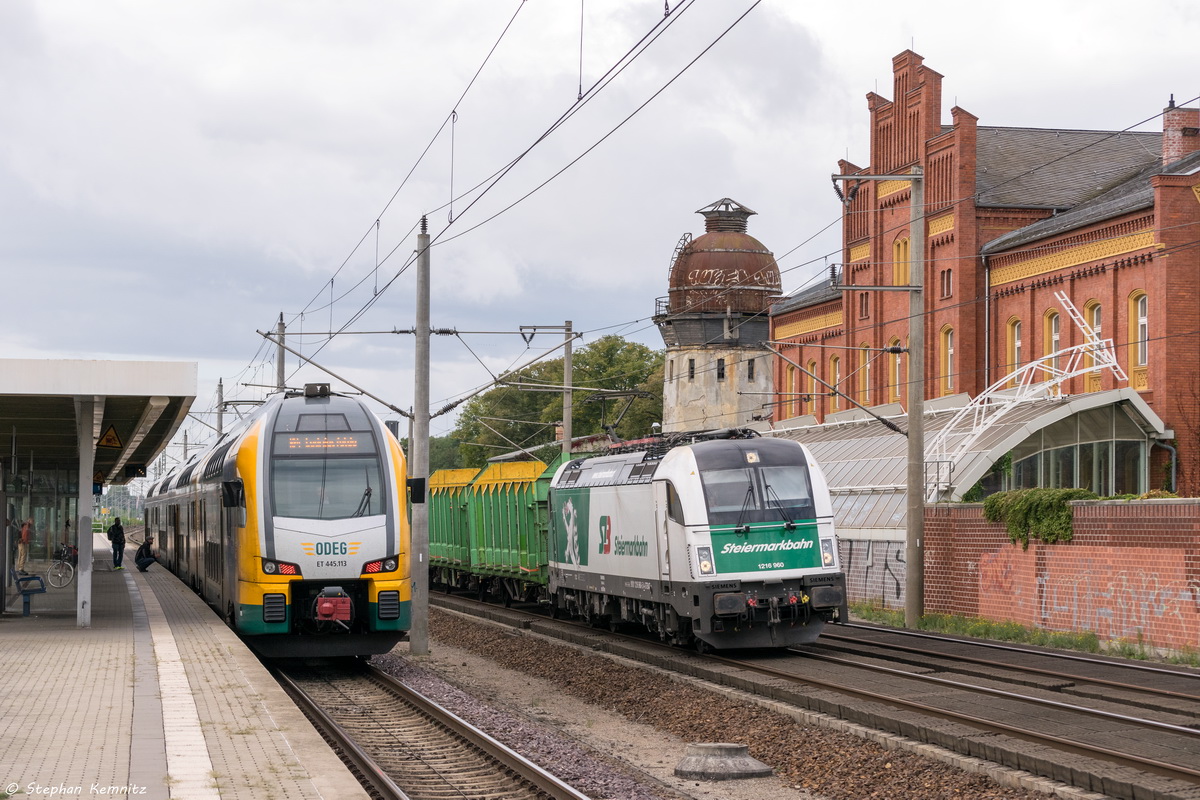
[820,538,836,567]
[362,555,400,574]
[696,546,716,576]
[261,559,301,576]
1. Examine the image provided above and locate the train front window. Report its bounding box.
[272,457,384,520]
[759,466,815,520]
[701,466,816,525]
[702,469,756,522]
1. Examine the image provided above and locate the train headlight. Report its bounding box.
[696,546,716,576]
[820,538,836,567]
[261,559,301,576]
[362,555,400,574]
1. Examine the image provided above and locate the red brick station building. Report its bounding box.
[757,52,1200,651]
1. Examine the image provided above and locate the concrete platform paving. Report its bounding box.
[1,533,369,800]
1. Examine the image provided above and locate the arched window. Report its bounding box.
[786,365,797,419]
[1084,301,1103,391]
[858,342,871,404]
[830,356,841,411]
[1044,310,1061,374]
[892,237,910,286]
[888,337,902,403]
[805,361,817,416]
[1007,318,1023,384]
[1128,291,1149,391]
[1135,293,1148,366]
[941,326,955,394]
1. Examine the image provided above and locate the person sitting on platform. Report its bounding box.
[134,536,156,572]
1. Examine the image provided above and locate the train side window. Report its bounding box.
[665,482,685,524]
[221,480,245,508]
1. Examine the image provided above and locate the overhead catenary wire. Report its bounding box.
[275,1,747,397]
[223,28,1190,443]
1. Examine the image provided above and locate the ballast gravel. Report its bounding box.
[372,609,1058,800]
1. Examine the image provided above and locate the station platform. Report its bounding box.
[0,533,370,800]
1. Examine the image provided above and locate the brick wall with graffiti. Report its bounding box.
[921,499,1200,652]
[840,537,908,611]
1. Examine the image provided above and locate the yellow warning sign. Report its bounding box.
[98,426,123,449]
[93,471,104,483]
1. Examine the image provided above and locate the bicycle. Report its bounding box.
[46,543,77,588]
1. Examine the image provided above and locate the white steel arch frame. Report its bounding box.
[925,292,1128,500]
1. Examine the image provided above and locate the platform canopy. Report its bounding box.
[0,359,196,486]
[0,358,196,627]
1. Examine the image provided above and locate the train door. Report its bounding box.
[169,504,181,574]
[652,480,676,590]
[219,480,244,623]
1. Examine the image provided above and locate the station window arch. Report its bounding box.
[829,355,841,412]
[892,237,910,286]
[888,337,902,403]
[1083,301,1103,385]
[973,406,1149,498]
[1006,318,1023,385]
[805,360,817,416]
[1128,290,1149,390]
[786,364,798,418]
[1043,309,1061,373]
[940,326,955,394]
[1129,291,1148,366]
[858,342,871,404]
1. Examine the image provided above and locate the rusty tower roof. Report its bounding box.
[665,198,781,316]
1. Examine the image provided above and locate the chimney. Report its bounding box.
[1162,96,1200,166]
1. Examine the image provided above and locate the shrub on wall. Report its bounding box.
[981,488,1098,548]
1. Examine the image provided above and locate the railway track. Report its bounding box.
[818,622,1200,710]
[275,662,590,800]
[430,592,1200,799]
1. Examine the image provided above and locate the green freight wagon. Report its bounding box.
[428,468,479,590]
[426,454,571,605]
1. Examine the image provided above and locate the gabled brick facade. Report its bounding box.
[770,51,1200,494]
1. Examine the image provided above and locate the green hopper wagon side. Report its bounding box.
[428,468,479,577]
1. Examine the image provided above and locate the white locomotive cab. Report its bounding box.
[549,434,846,649]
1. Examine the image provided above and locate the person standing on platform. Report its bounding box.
[107,517,126,570]
[15,518,32,575]
[134,536,156,572]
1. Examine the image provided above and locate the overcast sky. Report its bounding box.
[2,0,1198,458]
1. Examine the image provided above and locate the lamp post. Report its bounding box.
[831,167,925,627]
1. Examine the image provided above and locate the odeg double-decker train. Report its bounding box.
[144,383,411,658]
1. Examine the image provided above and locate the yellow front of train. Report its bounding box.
[231,388,411,658]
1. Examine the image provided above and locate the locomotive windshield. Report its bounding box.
[692,439,817,525]
[271,456,384,520]
[269,407,385,520]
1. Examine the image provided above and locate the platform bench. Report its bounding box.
[9,570,46,617]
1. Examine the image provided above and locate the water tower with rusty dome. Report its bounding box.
[653,198,781,432]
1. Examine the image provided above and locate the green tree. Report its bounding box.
[450,335,663,468]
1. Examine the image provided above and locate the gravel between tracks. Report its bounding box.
[372,608,1061,800]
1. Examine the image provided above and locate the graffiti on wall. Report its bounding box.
[1039,567,1195,642]
[841,539,906,609]
[979,548,1016,595]
[977,545,1200,651]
